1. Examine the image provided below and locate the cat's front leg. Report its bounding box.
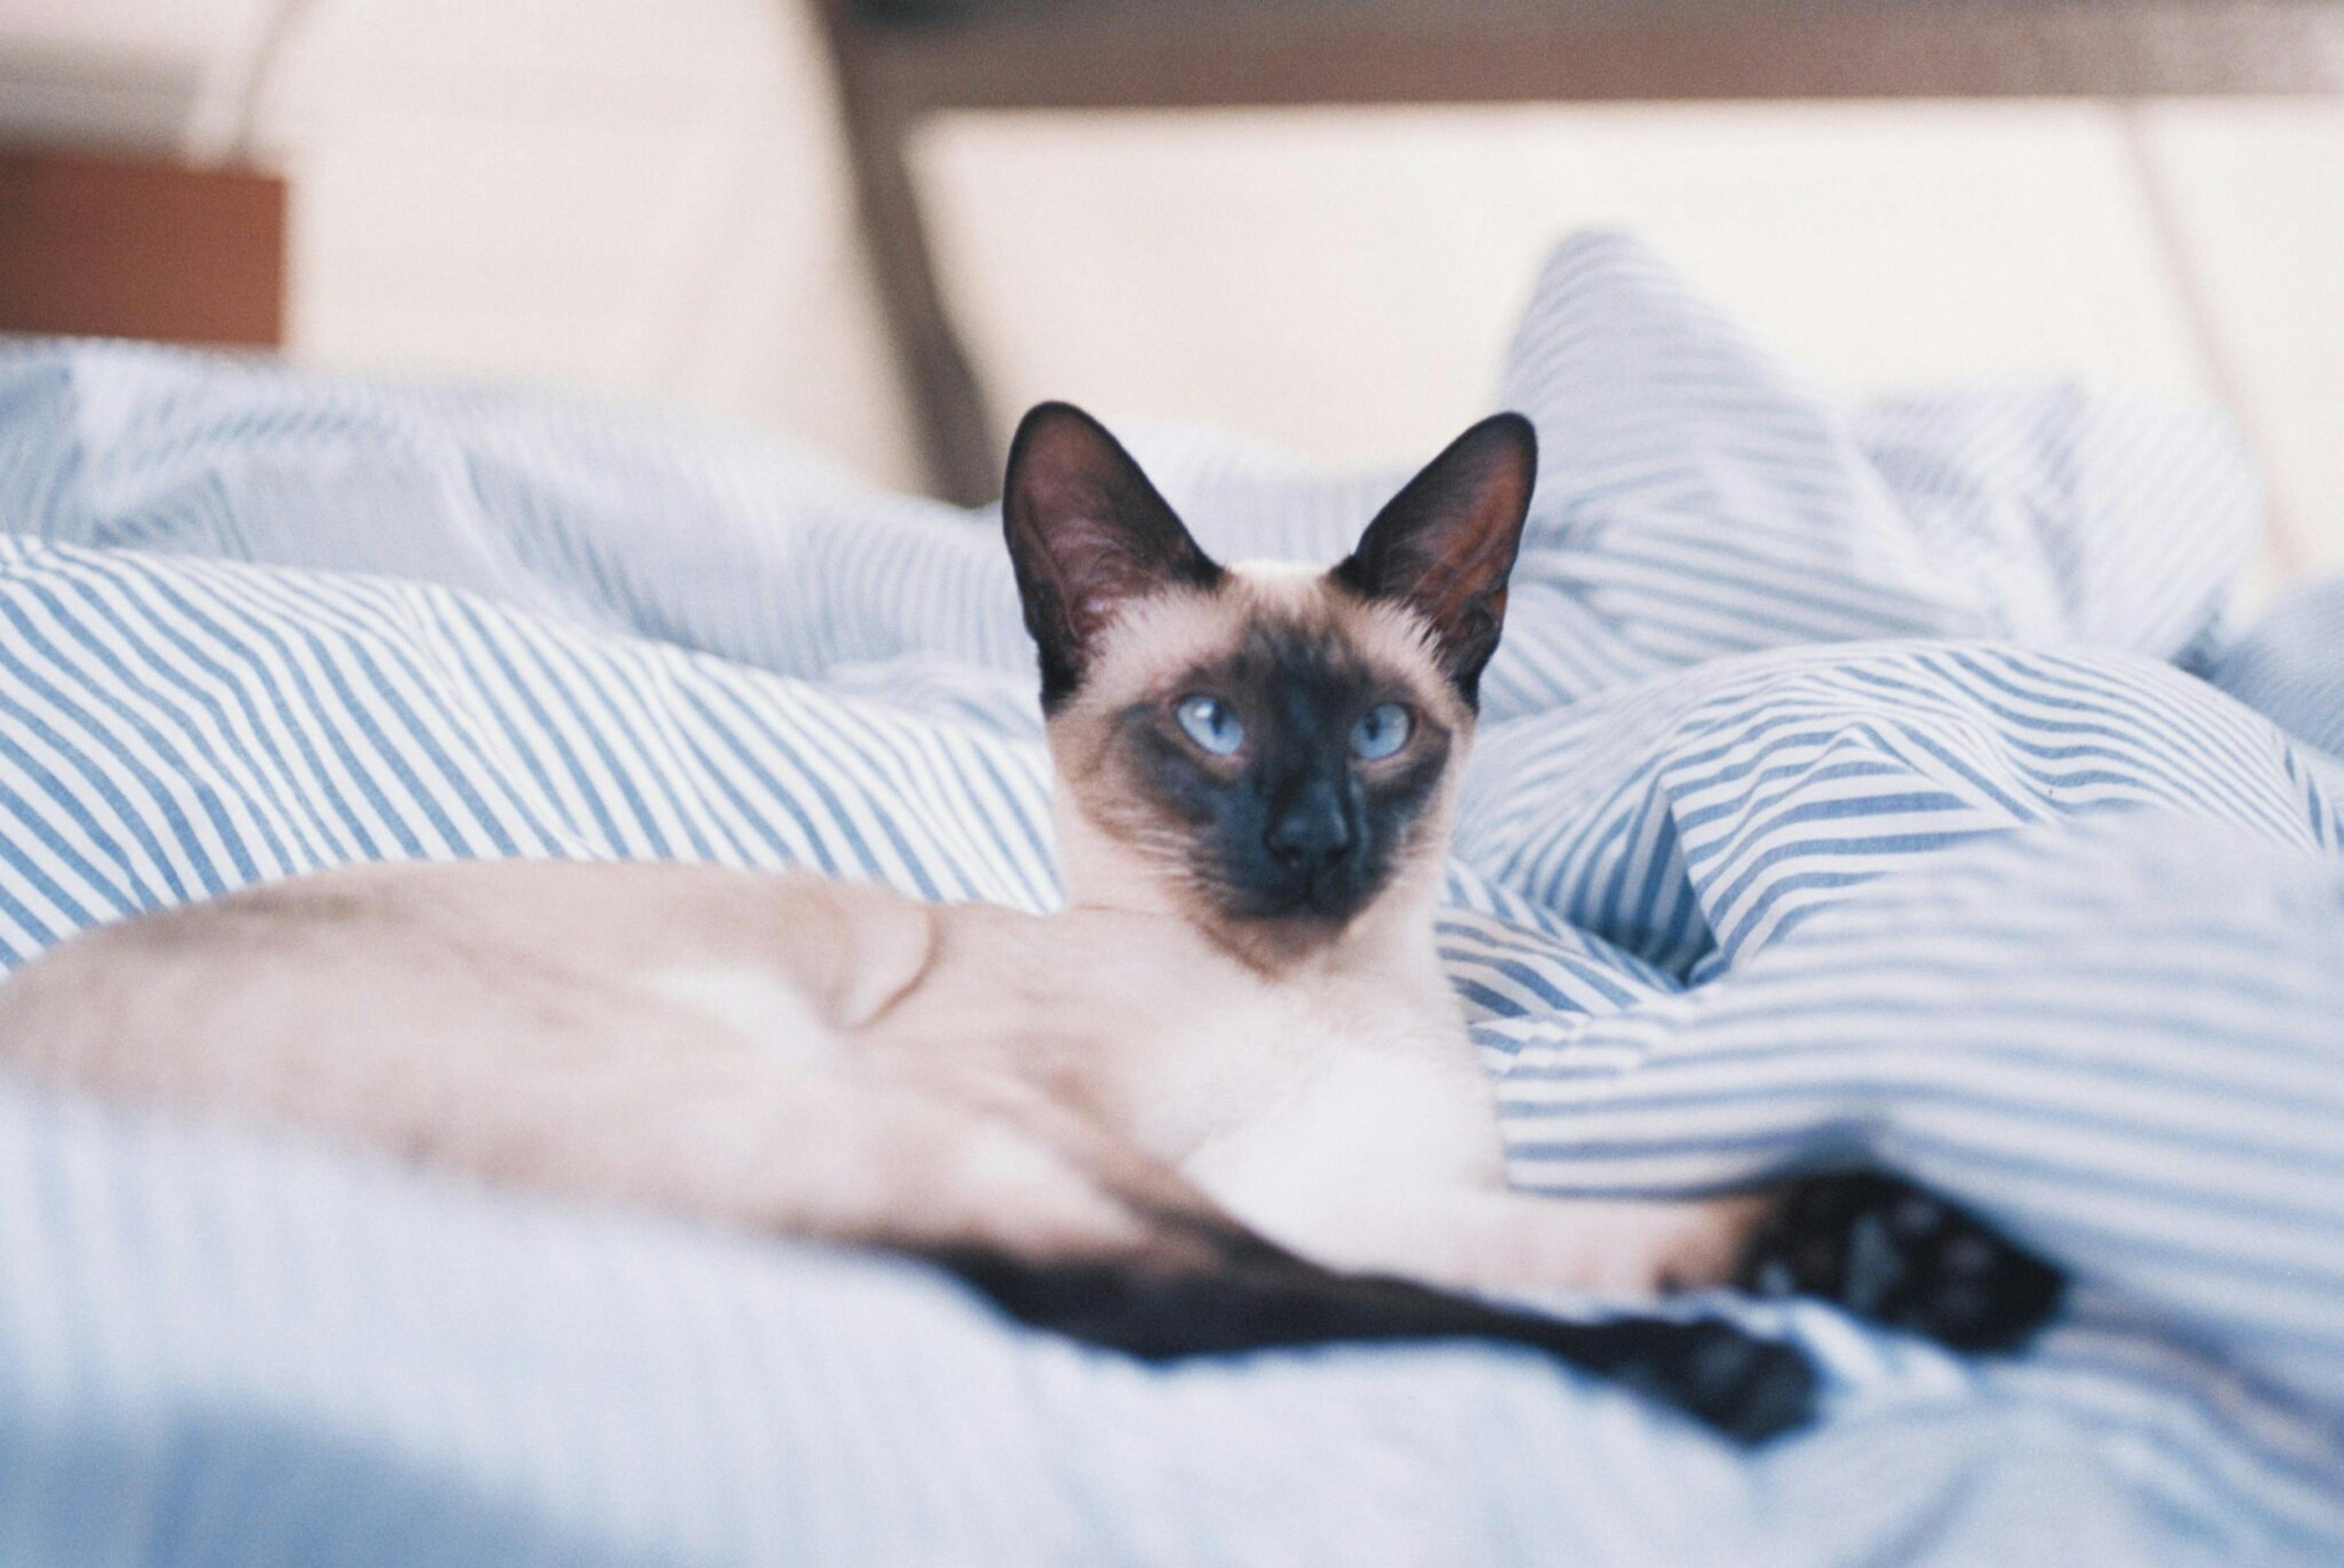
[1178,1150,1760,1299]
[1442,1177,2064,1353]
[1313,1187,1770,1298]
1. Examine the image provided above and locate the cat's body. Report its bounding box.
[0,404,2062,1442]
[0,845,1743,1296]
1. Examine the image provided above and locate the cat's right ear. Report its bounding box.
[1003,402,1222,710]
[1331,413,1536,710]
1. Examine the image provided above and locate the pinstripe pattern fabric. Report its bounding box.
[2206,580,2344,762]
[0,231,2339,1564]
[1455,640,2339,981]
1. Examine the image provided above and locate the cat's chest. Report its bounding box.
[1118,978,1402,1151]
[862,908,1501,1188]
[1154,981,1507,1219]
[1129,973,1465,1125]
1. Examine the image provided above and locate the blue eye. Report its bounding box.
[1175,695,1245,756]
[1350,703,1412,761]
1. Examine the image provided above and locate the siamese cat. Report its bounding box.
[0,404,2061,1443]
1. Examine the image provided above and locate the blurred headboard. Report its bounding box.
[809,0,2344,504]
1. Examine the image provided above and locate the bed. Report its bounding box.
[0,230,2339,1565]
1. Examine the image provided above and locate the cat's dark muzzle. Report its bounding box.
[1217,779,1389,927]
[1219,847,1386,928]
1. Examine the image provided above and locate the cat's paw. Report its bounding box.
[1572,1317,1818,1444]
[1615,1318,1819,1443]
[1735,1172,2064,1351]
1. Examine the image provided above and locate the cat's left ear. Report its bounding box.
[1332,413,1536,709]
[1004,402,1223,711]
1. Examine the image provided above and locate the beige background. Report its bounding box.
[4,0,2340,593]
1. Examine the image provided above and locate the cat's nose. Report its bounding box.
[1265,786,1353,873]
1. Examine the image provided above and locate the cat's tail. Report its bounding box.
[919,1208,1818,1446]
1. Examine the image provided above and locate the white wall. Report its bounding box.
[923,103,2208,449]
[919,99,2344,582]
[2143,101,2344,580]
[0,0,268,55]
[5,0,2340,583]
[258,0,921,491]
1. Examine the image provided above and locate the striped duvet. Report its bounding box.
[0,232,2339,1566]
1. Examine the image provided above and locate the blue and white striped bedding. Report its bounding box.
[1,230,2340,1566]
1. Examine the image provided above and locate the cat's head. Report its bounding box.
[1003,402,1534,967]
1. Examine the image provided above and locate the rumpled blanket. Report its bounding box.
[0,231,2339,1566]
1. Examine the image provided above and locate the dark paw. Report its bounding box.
[1737,1172,2064,1351]
[1573,1317,1818,1445]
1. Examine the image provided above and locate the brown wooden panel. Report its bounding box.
[817,0,1005,504]
[863,1,2344,110]
[0,148,285,347]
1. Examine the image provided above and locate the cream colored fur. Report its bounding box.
[0,564,1760,1296]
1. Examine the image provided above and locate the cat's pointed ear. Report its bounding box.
[1003,402,1222,710]
[1331,413,1535,709]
